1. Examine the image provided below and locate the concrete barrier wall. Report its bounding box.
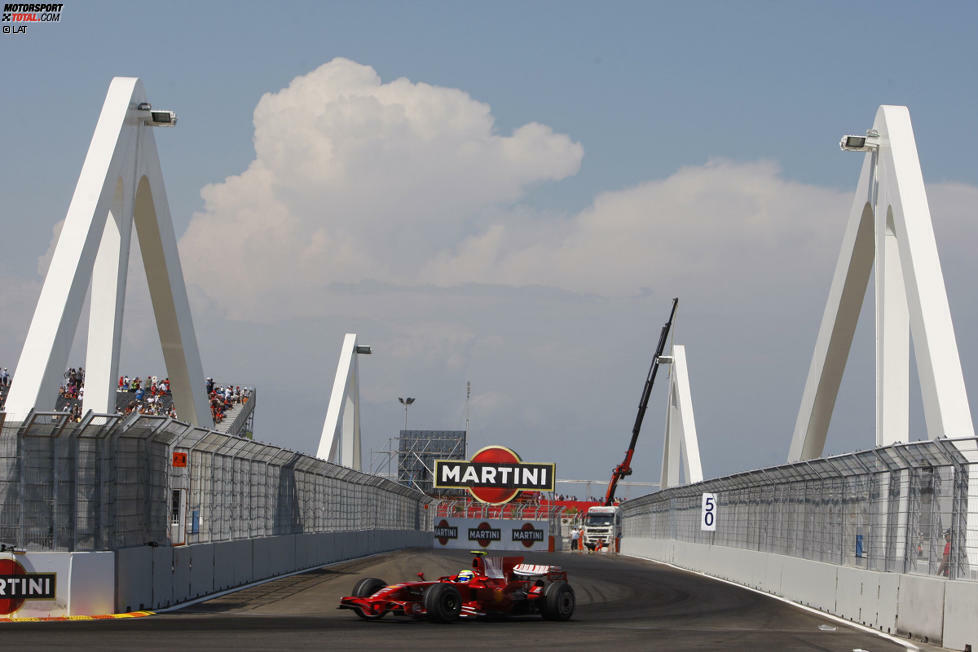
[896,574,945,643]
[116,529,429,613]
[0,551,115,619]
[943,581,978,650]
[116,547,153,612]
[622,536,978,650]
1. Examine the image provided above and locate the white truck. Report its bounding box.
[582,505,621,551]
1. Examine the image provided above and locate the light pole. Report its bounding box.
[398,397,415,431]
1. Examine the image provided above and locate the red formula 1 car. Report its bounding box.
[338,553,575,623]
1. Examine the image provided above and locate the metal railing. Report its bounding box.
[434,497,561,521]
[0,410,432,551]
[622,438,978,581]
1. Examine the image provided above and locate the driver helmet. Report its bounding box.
[456,569,474,582]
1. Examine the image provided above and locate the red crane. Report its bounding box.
[604,297,679,506]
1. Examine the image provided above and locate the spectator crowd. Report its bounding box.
[1,365,250,428]
[0,366,10,410]
[205,377,250,425]
[116,373,178,419]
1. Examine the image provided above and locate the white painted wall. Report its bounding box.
[622,535,978,649]
[0,551,114,619]
[116,528,430,613]
[0,529,427,618]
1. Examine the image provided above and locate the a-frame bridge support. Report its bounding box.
[660,345,704,488]
[317,333,370,470]
[4,77,209,426]
[789,105,974,462]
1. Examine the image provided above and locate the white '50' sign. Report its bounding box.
[701,493,717,531]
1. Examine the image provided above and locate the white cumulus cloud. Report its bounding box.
[178,60,879,321]
[179,58,583,318]
[420,160,852,299]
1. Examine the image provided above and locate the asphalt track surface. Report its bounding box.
[1,549,940,650]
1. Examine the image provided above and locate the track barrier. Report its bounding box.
[621,437,978,649]
[0,411,433,618]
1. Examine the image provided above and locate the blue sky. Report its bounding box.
[2,1,978,488]
[4,1,977,248]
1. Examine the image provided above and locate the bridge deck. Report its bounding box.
[0,550,930,650]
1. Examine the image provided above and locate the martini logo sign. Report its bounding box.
[467,522,502,548]
[434,445,555,504]
[433,519,459,546]
[0,558,56,615]
[512,522,545,548]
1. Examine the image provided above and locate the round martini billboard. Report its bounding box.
[433,445,555,504]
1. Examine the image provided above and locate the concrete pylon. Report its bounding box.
[789,106,973,462]
[660,345,704,488]
[4,77,209,426]
[317,333,368,470]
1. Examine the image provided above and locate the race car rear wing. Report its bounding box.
[510,563,568,582]
[512,563,557,576]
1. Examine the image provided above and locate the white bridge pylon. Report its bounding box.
[789,105,974,462]
[4,77,209,426]
[659,345,703,488]
[317,333,368,470]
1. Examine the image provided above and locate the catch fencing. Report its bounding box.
[622,437,978,581]
[0,410,432,552]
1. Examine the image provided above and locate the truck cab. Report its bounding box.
[582,505,621,551]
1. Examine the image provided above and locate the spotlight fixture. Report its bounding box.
[839,129,879,152]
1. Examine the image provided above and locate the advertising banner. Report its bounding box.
[0,551,115,619]
[432,518,550,551]
[434,446,555,505]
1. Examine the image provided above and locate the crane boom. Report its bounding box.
[604,297,679,506]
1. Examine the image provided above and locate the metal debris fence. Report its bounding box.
[622,438,978,581]
[433,498,559,520]
[0,410,432,552]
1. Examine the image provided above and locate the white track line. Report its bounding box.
[625,553,919,651]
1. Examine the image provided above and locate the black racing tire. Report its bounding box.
[541,581,575,621]
[352,577,387,597]
[424,583,462,623]
[352,577,388,620]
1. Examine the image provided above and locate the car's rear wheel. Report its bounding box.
[424,583,462,623]
[541,581,575,621]
[352,577,387,619]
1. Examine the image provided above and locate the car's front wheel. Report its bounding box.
[424,583,462,623]
[351,577,387,619]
